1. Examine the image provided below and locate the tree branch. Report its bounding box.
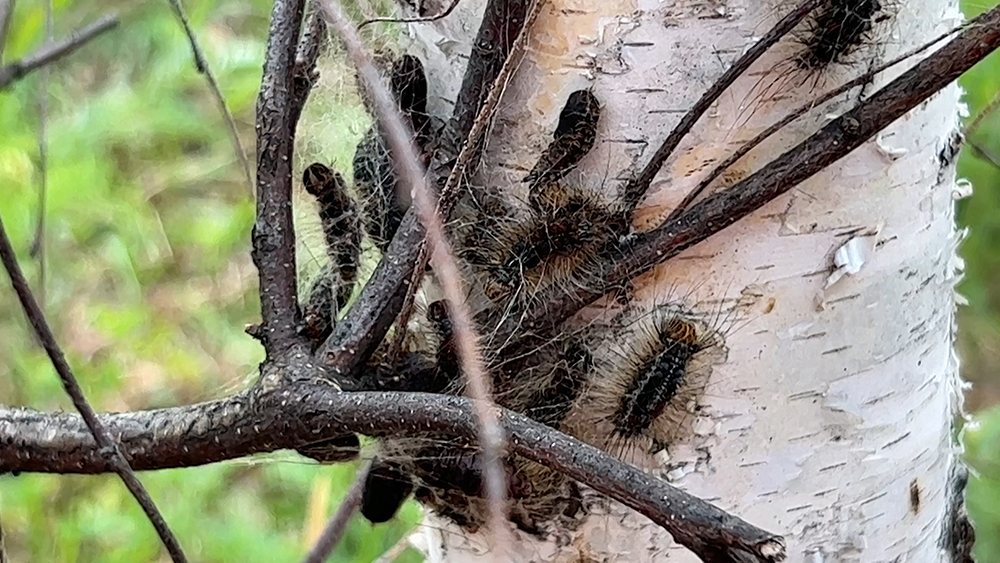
[619,0,821,211]
[357,0,462,30]
[318,0,534,378]
[303,459,371,563]
[515,3,1000,338]
[290,3,327,128]
[669,25,962,223]
[0,214,188,562]
[252,0,308,352]
[0,385,785,562]
[320,1,514,549]
[167,0,255,192]
[0,0,14,61]
[0,14,119,90]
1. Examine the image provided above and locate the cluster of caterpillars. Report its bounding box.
[293,0,890,534]
[293,54,721,536]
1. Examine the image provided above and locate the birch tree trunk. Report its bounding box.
[395,0,969,560]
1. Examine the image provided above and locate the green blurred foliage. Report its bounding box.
[4,0,1000,560]
[0,0,421,561]
[960,0,1000,559]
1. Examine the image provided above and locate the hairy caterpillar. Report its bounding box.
[353,54,435,253]
[457,91,624,307]
[564,303,731,458]
[793,0,892,71]
[298,163,362,348]
[464,183,626,305]
[296,59,737,536]
[737,0,895,128]
[523,89,601,187]
[294,163,364,464]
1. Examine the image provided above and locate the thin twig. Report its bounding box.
[965,85,1000,139]
[0,512,7,563]
[28,0,52,307]
[252,0,307,351]
[518,0,1000,338]
[0,0,14,62]
[0,14,118,90]
[438,0,543,217]
[303,459,372,563]
[620,0,822,211]
[391,0,543,361]
[969,139,1000,171]
[0,213,188,562]
[320,1,513,555]
[319,0,534,379]
[358,0,461,30]
[290,3,327,128]
[668,25,963,222]
[0,387,786,562]
[373,536,412,563]
[167,0,254,192]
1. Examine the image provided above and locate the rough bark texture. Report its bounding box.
[399,0,967,560]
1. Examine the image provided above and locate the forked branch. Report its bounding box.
[619,0,822,210]
[3,2,997,563]
[318,0,534,377]
[0,386,785,562]
[252,0,308,351]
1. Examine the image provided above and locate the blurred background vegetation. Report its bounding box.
[1,0,999,561]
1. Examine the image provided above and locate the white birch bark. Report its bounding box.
[395,0,970,560]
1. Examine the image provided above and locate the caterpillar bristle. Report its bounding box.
[465,184,625,308]
[610,318,701,441]
[564,304,730,458]
[401,445,585,537]
[296,434,361,464]
[300,262,340,347]
[794,0,890,71]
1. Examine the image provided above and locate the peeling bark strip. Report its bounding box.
[0,388,785,562]
[252,0,307,351]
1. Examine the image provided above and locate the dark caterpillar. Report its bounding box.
[302,69,732,537]
[466,182,626,305]
[794,0,891,71]
[523,90,601,187]
[295,163,363,464]
[564,306,728,457]
[298,163,362,349]
[353,54,434,252]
